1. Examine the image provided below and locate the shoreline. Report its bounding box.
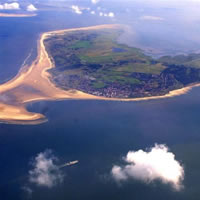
[0,13,37,17]
[0,24,199,124]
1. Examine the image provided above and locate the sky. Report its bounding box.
[1,0,200,14]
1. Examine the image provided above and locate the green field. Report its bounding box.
[45,28,165,74]
[44,27,200,98]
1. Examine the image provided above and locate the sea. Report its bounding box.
[1,8,200,200]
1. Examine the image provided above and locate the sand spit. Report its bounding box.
[0,13,37,17]
[0,24,198,124]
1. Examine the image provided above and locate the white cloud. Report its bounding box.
[111,144,184,191]
[108,12,115,18]
[71,5,92,15]
[29,150,64,188]
[91,11,95,15]
[0,2,20,10]
[71,5,82,14]
[91,0,100,4]
[99,11,115,18]
[140,15,164,21]
[27,4,38,12]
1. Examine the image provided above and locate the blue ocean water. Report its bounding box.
[1,10,200,200]
[1,87,200,200]
[0,11,109,83]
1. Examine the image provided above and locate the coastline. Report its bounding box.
[0,13,37,17]
[0,24,198,124]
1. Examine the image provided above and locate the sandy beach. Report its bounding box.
[0,13,37,17]
[0,24,198,124]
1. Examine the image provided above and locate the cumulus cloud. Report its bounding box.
[71,5,93,15]
[98,11,115,18]
[91,10,95,15]
[111,144,184,191]
[108,12,115,17]
[0,2,20,10]
[29,149,64,188]
[27,4,38,12]
[91,0,100,4]
[71,5,82,14]
[140,15,164,21]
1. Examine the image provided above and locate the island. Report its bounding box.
[45,26,200,98]
[0,24,200,124]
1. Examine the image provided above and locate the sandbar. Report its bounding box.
[0,24,198,124]
[0,13,37,17]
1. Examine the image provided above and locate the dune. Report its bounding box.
[0,24,198,124]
